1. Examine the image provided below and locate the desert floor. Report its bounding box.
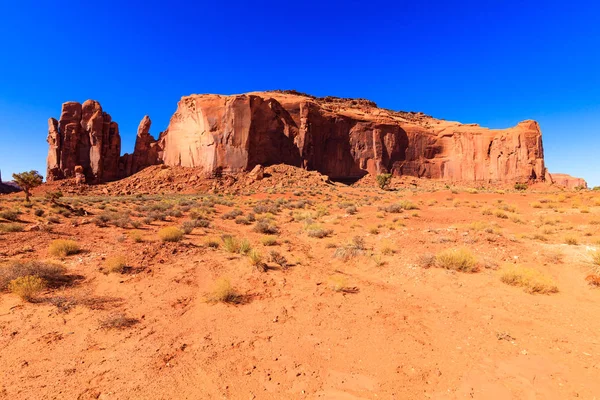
[1,169,600,399]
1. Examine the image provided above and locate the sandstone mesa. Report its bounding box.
[45,90,584,187]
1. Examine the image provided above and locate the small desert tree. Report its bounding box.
[12,170,43,202]
[376,173,393,190]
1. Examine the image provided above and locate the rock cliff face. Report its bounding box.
[158,91,547,183]
[47,100,121,182]
[47,91,549,184]
[47,102,158,182]
[549,173,588,189]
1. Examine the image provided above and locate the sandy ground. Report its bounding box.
[1,175,599,399]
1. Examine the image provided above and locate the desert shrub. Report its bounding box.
[417,253,436,268]
[130,231,143,243]
[0,260,67,290]
[435,248,478,272]
[221,209,243,220]
[261,236,278,246]
[181,220,197,234]
[194,218,210,228]
[104,255,127,274]
[564,235,579,245]
[239,238,252,254]
[498,203,518,213]
[376,173,392,190]
[207,277,241,303]
[253,201,280,215]
[500,266,558,294]
[0,223,24,233]
[158,227,184,242]
[168,209,183,218]
[235,215,252,225]
[287,200,311,209]
[148,211,168,222]
[269,250,288,269]
[333,236,365,260]
[248,249,266,271]
[253,220,279,234]
[494,210,508,219]
[378,204,404,214]
[0,210,19,221]
[221,235,251,254]
[398,200,419,210]
[222,235,239,253]
[8,276,46,301]
[48,239,80,257]
[306,224,333,238]
[34,209,45,217]
[514,183,528,191]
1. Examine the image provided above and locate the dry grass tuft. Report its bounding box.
[48,239,80,257]
[435,248,478,272]
[500,266,559,294]
[158,227,184,242]
[8,275,46,301]
[207,277,241,303]
[104,255,127,274]
[261,235,278,246]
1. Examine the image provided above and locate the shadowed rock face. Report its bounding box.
[47,91,551,183]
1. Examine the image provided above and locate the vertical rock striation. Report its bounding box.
[46,100,121,182]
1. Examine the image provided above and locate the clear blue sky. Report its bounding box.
[0,0,598,186]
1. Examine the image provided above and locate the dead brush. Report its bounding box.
[99,313,139,330]
[269,250,289,269]
[0,260,69,290]
[333,236,366,261]
[500,266,559,294]
[248,249,267,272]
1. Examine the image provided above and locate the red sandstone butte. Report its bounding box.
[158,91,547,182]
[47,91,556,184]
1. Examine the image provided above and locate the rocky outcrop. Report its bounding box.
[549,173,587,189]
[119,116,161,178]
[47,91,549,184]
[47,102,159,182]
[47,100,121,182]
[159,95,302,175]
[157,91,547,183]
